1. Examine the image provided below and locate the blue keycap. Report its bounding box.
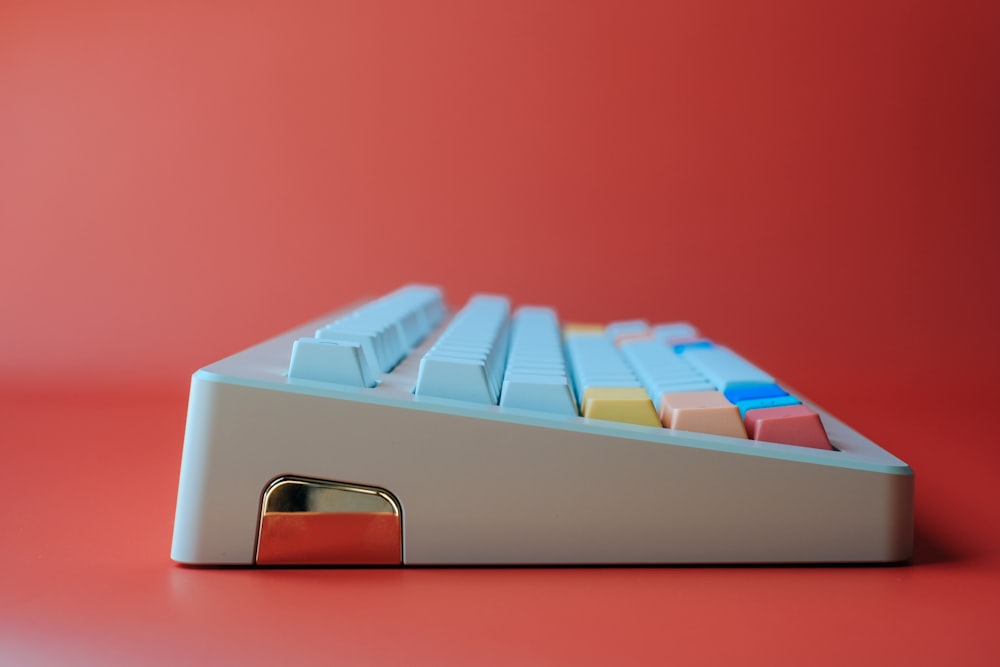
[672,340,715,353]
[723,384,789,404]
[734,395,801,418]
[287,338,376,388]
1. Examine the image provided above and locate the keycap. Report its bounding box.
[316,320,401,374]
[733,395,801,418]
[723,384,789,404]
[652,322,698,340]
[619,338,709,410]
[580,387,660,427]
[287,338,376,387]
[564,333,663,426]
[680,346,774,390]
[562,323,605,336]
[499,307,577,415]
[724,382,802,418]
[744,404,833,450]
[414,295,510,404]
[313,284,445,376]
[605,320,649,341]
[501,373,577,415]
[669,337,715,353]
[659,391,747,438]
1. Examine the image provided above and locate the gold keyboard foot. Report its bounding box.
[255,476,402,565]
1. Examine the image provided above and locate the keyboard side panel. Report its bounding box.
[171,375,913,565]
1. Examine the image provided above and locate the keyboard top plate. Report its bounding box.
[196,303,911,476]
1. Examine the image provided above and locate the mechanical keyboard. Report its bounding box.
[171,285,913,566]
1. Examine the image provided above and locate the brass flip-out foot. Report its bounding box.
[255,476,402,565]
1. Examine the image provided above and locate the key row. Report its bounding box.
[499,307,577,415]
[287,291,832,450]
[287,285,444,386]
[413,295,511,404]
[566,320,830,450]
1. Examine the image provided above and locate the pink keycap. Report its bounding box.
[614,331,656,346]
[744,405,833,450]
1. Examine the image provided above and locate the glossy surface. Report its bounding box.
[257,513,402,566]
[256,477,402,565]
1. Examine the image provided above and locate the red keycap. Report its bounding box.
[744,404,833,450]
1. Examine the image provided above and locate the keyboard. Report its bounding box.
[171,285,913,565]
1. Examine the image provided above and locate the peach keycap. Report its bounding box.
[744,404,833,450]
[658,391,747,439]
[581,387,661,427]
[613,331,657,346]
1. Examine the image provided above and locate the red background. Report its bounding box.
[2,1,999,664]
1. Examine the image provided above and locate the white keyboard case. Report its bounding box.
[171,304,913,565]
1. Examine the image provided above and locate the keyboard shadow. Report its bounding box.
[908,520,961,566]
[179,517,955,571]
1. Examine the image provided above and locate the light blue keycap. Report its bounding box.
[653,322,699,340]
[564,333,643,414]
[416,355,495,404]
[734,395,801,418]
[287,338,376,388]
[315,325,383,377]
[313,284,446,377]
[618,338,713,408]
[500,374,577,416]
[680,346,773,391]
[379,285,443,344]
[415,294,511,404]
[605,320,648,340]
[499,306,578,415]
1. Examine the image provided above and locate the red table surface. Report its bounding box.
[2,0,999,664]
[2,385,999,666]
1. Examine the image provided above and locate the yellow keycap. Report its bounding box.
[562,323,607,337]
[581,387,661,427]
